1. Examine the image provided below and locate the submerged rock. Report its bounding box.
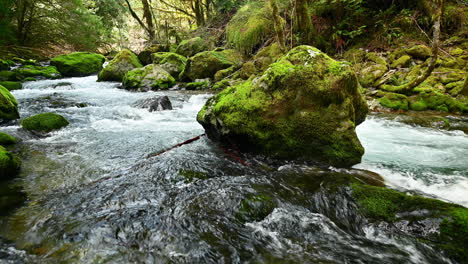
[0,146,21,179]
[152,52,187,80]
[181,49,243,81]
[175,37,210,57]
[122,64,175,91]
[21,113,69,133]
[134,96,173,111]
[197,45,368,167]
[0,85,20,121]
[50,52,106,77]
[98,49,142,82]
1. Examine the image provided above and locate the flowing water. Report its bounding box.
[0,76,467,263]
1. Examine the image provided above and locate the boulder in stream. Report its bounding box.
[197,45,368,167]
[134,96,173,111]
[0,146,21,179]
[21,112,69,133]
[122,65,175,91]
[98,49,142,82]
[175,37,211,57]
[50,52,106,77]
[152,52,187,80]
[138,44,169,65]
[0,85,20,121]
[0,132,17,145]
[181,49,243,81]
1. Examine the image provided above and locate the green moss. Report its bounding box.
[406,45,432,59]
[0,132,17,145]
[21,113,69,133]
[390,55,411,68]
[50,52,105,77]
[185,81,210,90]
[366,52,387,66]
[214,66,238,82]
[178,169,208,183]
[238,61,257,80]
[122,64,175,91]
[226,2,274,55]
[408,91,466,113]
[351,183,468,263]
[198,46,368,167]
[0,71,20,81]
[343,48,366,64]
[0,81,21,91]
[450,47,464,56]
[175,37,210,57]
[182,49,243,81]
[379,92,409,110]
[0,146,21,179]
[14,65,61,80]
[23,77,36,82]
[212,79,232,91]
[358,64,387,88]
[235,194,276,223]
[98,49,142,82]
[151,52,187,79]
[138,44,169,65]
[0,85,19,120]
[0,60,11,71]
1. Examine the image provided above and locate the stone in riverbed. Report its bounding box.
[0,146,21,179]
[0,81,21,91]
[0,132,17,145]
[50,52,106,77]
[0,85,20,121]
[21,113,69,133]
[98,49,142,82]
[175,37,210,57]
[138,44,169,65]
[197,45,368,167]
[151,52,187,80]
[122,64,175,91]
[180,49,243,81]
[134,96,173,111]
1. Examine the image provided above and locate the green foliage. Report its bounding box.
[21,113,69,133]
[226,2,274,55]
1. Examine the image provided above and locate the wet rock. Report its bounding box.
[21,112,69,133]
[0,84,20,121]
[122,64,175,91]
[198,45,368,167]
[50,52,106,77]
[0,132,17,145]
[0,81,21,91]
[134,96,173,112]
[98,49,143,82]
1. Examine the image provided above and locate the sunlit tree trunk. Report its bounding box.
[269,0,285,50]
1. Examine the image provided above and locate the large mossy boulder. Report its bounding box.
[97,49,142,82]
[181,49,243,81]
[21,113,69,133]
[0,146,21,179]
[13,65,61,80]
[0,81,21,91]
[0,132,17,145]
[50,52,106,77]
[175,37,210,57]
[138,44,169,65]
[122,64,175,91]
[152,52,187,80]
[197,46,368,167]
[0,85,19,121]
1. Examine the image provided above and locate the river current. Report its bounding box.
[0,76,466,263]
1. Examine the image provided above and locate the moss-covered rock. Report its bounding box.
[21,113,69,133]
[0,60,12,71]
[408,91,467,112]
[98,49,142,82]
[212,79,233,91]
[138,44,169,65]
[351,183,468,263]
[359,64,388,88]
[175,37,210,57]
[0,146,21,179]
[406,44,432,60]
[13,65,61,80]
[0,81,21,91]
[378,92,409,110]
[197,46,368,167]
[0,132,17,145]
[226,1,274,55]
[151,52,187,80]
[0,71,20,82]
[181,49,243,81]
[185,80,210,90]
[0,85,19,121]
[122,64,175,91]
[450,47,464,56]
[343,48,367,64]
[50,52,106,77]
[235,194,276,223]
[390,55,412,68]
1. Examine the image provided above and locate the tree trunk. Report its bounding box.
[295,0,315,45]
[383,0,445,95]
[141,0,155,41]
[269,0,285,50]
